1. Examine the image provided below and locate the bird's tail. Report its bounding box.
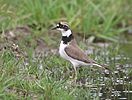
[92,63,112,74]
[92,63,110,70]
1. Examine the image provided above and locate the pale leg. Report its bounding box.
[73,66,77,81]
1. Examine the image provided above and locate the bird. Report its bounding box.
[52,21,107,80]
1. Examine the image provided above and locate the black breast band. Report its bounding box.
[62,34,74,44]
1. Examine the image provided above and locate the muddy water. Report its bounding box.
[100,35,132,100]
[100,69,132,100]
[77,34,132,100]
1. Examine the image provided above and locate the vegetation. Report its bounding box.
[0,0,131,99]
[0,0,131,41]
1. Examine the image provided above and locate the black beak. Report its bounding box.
[51,26,57,30]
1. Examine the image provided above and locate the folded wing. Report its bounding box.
[65,45,96,64]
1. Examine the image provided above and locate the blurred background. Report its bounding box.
[0,0,131,57]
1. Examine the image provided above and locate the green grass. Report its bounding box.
[0,42,131,99]
[0,0,131,41]
[0,0,132,99]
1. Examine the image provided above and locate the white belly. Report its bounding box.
[59,41,89,67]
[59,41,70,61]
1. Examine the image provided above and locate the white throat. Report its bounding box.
[61,29,72,37]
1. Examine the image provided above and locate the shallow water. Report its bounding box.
[75,34,132,99]
[98,35,132,100]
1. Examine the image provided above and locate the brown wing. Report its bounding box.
[65,44,96,64]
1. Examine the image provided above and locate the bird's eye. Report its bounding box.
[64,26,67,28]
[64,25,67,29]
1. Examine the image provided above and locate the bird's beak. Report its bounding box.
[51,26,57,30]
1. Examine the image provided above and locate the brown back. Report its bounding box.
[65,39,96,63]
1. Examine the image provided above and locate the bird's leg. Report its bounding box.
[73,66,77,81]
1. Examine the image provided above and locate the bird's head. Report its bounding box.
[52,22,71,36]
